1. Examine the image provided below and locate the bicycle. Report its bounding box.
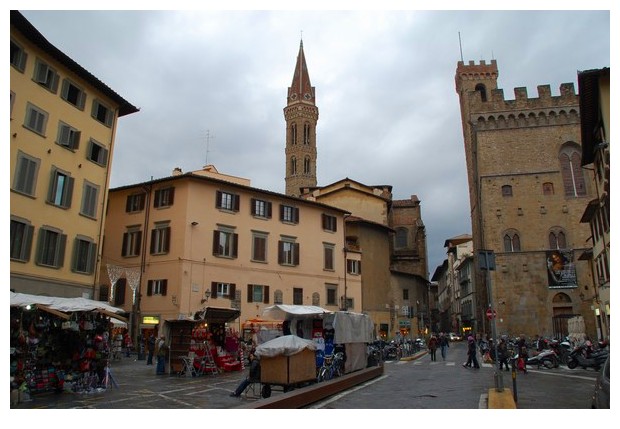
[317,351,344,382]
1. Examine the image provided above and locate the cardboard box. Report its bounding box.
[260,348,316,385]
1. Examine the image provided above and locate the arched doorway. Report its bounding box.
[551,292,579,339]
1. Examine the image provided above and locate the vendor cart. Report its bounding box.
[254,335,317,398]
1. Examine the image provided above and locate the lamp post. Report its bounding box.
[479,249,503,392]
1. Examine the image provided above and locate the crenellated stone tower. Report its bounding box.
[455,59,596,340]
[284,40,318,197]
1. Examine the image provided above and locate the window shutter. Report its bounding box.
[47,169,57,203]
[154,189,161,208]
[216,191,222,209]
[168,188,175,205]
[266,202,272,218]
[263,286,270,304]
[150,229,157,254]
[212,230,220,255]
[233,194,240,212]
[358,261,362,274]
[135,231,142,256]
[100,146,109,166]
[62,176,74,208]
[35,231,44,265]
[229,284,236,299]
[247,284,253,303]
[164,227,171,252]
[251,198,257,216]
[211,282,218,299]
[347,259,352,273]
[279,204,284,221]
[57,233,67,268]
[138,194,145,210]
[278,241,284,264]
[322,214,327,229]
[293,243,300,266]
[232,233,238,258]
[161,280,168,296]
[147,280,153,296]
[71,237,79,272]
[86,242,96,274]
[22,224,34,262]
[293,207,299,223]
[125,197,132,213]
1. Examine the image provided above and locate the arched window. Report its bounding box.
[501,185,513,197]
[503,230,521,252]
[395,228,408,249]
[312,292,320,306]
[304,123,311,145]
[542,182,554,195]
[549,229,567,250]
[290,157,297,175]
[475,83,487,102]
[304,156,311,174]
[274,289,283,304]
[290,123,297,145]
[559,143,587,197]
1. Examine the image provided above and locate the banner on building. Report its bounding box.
[546,250,577,288]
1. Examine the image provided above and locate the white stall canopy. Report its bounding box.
[262,304,331,320]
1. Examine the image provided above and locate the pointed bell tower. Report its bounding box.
[284,39,319,197]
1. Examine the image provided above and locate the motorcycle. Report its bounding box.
[513,348,559,369]
[567,344,608,370]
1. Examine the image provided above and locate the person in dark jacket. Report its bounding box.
[146,334,156,365]
[428,335,438,361]
[463,335,480,368]
[438,333,450,361]
[498,337,510,371]
[230,352,261,397]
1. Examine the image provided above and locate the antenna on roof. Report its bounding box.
[458,31,464,62]
[204,129,215,165]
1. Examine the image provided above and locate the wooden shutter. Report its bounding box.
[266,202,272,218]
[233,194,240,212]
[147,280,153,296]
[212,230,220,255]
[229,284,236,300]
[163,227,171,252]
[293,243,300,266]
[215,191,222,209]
[232,233,238,258]
[122,232,129,257]
[247,284,253,303]
[250,198,257,216]
[279,204,285,221]
[278,241,284,264]
[22,224,34,262]
[167,188,175,205]
[263,286,270,304]
[57,234,67,268]
[211,282,218,299]
[293,207,299,223]
[161,280,168,296]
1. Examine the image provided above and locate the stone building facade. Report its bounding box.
[455,59,597,340]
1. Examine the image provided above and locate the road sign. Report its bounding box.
[486,308,497,320]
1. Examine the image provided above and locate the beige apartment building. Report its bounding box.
[455,59,597,339]
[10,11,138,298]
[99,166,358,336]
[577,67,610,341]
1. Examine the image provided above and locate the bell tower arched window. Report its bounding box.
[303,156,311,174]
[290,123,297,145]
[559,143,586,197]
[304,123,311,145]
[290,156,297,175]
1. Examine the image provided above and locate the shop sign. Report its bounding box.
[399,320,411,328]
[142,316,160,325]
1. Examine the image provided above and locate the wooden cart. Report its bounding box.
[258,347,316,398]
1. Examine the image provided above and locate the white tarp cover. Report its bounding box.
[255,334,317,358]
[10,292,125,314]
[262,304,331,320]
[324,311,374,343]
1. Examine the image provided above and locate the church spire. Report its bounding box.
[287,39,315,105]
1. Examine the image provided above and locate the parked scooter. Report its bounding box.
[567,343,608,370]
[514,348,559,369]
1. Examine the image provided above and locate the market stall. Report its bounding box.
[9,292,128,404]
[166,306,242,375]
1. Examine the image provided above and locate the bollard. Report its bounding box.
[511,357,518,404]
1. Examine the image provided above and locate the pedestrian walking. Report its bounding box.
[156,335,168,375]
[146,333,156,365]
[462,335,480,368]
[428,334,438,361]
[438,332,450,361]
[124,331,133,358]
[498,337,510,371]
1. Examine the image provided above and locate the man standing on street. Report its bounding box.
[463,335,480,368]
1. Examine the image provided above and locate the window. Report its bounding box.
[72,236,96,274]
[247,284,269,303]
[126,193,146,213]
[543,182,555,195]
[87,139,109,166]
[150,222,171,255]
[216,190,239,212]
[212,227,238,258]
[92,99,113,127]
[303,123,311,144]
[56,122,81,150]
[304,156,311,174]
[251,198,272,218]
[10,39,27,72]
[114,278,126,306]
[24,103,48,135]
[280,204,299,224]
[347,259,361,275]
[251,231,268,262]
[326,285,338,306]
[293,288,303,305]
[395,228,408,248]
[501,185,513,197]
[278,238,299,266]
[475,83,487,102]
[122,227,142,257]
[36,226,67,268]
[211,282,236,299]
[154,187,174,208]
[147,279,168,296]
[290,123,297,145]
[560,144,587,197]
[80,181,99,218]
[290,157,297,175]
[324,243,335,270]
[549,230,567,250]
[503,231,521,252]
[33,58,59,93]
[12,151,40,196]
[10,217,34,262]
[274,289,283,304]
[312,292,320,306]
[322,214,337,232]
[61,78,86,110]
[403,289,409,300]
[47,167,75,209]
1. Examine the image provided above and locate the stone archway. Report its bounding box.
[551,292,578,339]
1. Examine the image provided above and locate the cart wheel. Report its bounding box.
[261,384,271,398]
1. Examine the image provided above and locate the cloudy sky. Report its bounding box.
[13,3,613,275]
